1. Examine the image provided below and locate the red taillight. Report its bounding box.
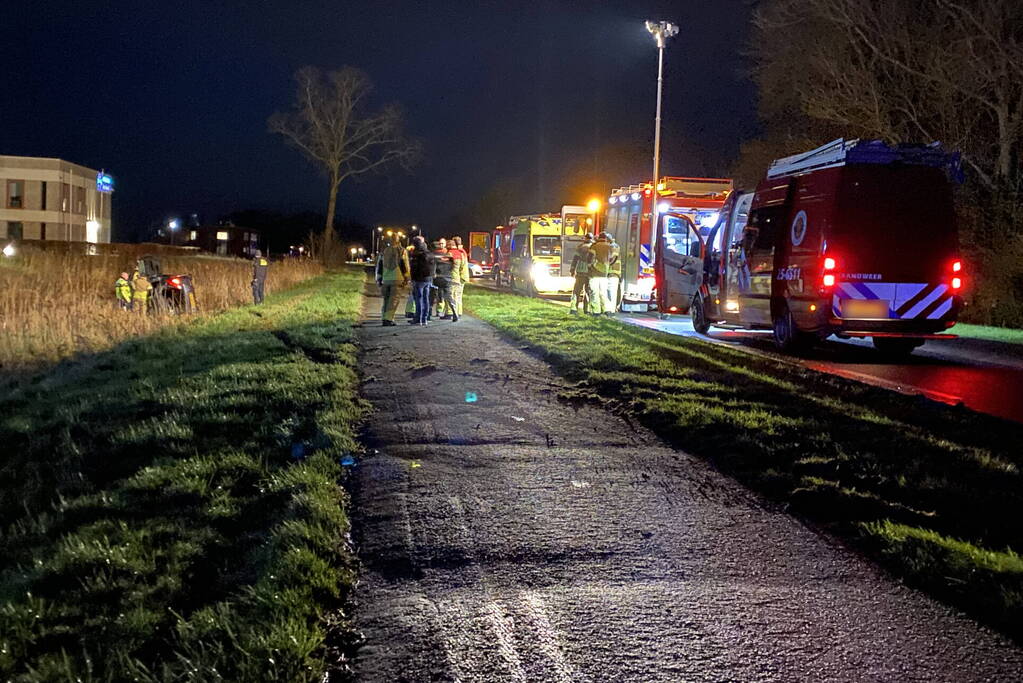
[668,306,679,313]
[952,260,962,273]
[169,276,182,288]
[951,277,962,290]
[823,274,836,287]
[823,257,836,271]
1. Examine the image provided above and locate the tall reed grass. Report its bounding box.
[0,243,323,368]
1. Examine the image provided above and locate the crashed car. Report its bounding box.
[136,255,198,314]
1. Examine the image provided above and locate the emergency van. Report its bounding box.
[491,205,591,295]
[605,177,732,311]
[468,231,493,273]
[691,138,964,355]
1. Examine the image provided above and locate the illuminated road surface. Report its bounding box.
[472,279,1023,423]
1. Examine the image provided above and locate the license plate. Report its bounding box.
[842,299,889,319]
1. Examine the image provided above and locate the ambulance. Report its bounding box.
[605,177,732,311]
[691,138,964,355]
[491,205,591,295]
[468,231,493,274]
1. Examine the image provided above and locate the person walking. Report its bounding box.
[252,250,269,304]
[375,234,410,326]
[409,236,436,326]
[569,233,593,314]
[431,238,459,322]
[131,268,152,314]
[447,236,470,317]
[115,271,133,311]
[587,232,614,315]
[606,235,622,314]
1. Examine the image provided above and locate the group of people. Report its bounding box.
[375,234,470,326]
[114,268,153,312]
[568,231,622,316]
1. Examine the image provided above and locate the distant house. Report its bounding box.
[184,224,261,257]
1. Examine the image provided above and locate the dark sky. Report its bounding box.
[1,1,758,239]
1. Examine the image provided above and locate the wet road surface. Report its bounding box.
[353,290,1023,681]
[471,279,1023,422]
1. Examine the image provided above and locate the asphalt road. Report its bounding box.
[472,279,1023,423]
[352,288,1023,682]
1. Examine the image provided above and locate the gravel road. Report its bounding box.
[352,289,1023,682]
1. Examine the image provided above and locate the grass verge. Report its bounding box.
[0,269,367,681]
[952,323,1023,346]
[466,285,1023,641]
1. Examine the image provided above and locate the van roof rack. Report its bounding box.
[767,138,962,182]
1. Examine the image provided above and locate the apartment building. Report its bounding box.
[0,155,113,243]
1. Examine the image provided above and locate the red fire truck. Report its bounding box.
[605,177,732,311]
[691,138,964,355]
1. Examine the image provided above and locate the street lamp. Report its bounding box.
[645,19,678,276]
[168,219,180,246]
[586,198,602,234]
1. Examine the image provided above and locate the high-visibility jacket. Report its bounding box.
[253,256,269,281]
[571,242,593,276]
[447,247,471,284]
[587,240,617,277]
[376,245,410,283]
[609,241,622,277]
[115,277,132,302]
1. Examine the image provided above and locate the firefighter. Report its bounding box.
[115,271,133,310]
[569,233,594,314]
[131,269,152,314]
[447,236,471,317]
[606,235,622,313]
[375,234,410,326]
[587,232,615,315]
[431,238,458,322]
[252,250,269,304]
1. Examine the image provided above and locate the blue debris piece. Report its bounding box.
[340,455,356,467]
[291,442,306,460]
[465,391,478,403]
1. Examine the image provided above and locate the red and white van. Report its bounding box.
[692,139,964,355]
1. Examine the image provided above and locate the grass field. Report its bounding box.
[0,244,323,369]
[466,285,1023,641]
[953,322,1023,346]
[0,269,366,681]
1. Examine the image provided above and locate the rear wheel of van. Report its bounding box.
[772,304,814,353]
[872,337,923,357]
[691,295,711,335]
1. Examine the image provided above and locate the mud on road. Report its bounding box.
[351,290,1023,682]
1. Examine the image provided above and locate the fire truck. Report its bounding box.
[468,231,493,274]
[605,177,732,311]
[690,138,964,355]
[491,205,591,295]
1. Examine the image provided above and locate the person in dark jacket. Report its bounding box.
[252,250,269,304]
[409,236,436,326]
[431,239,459,322]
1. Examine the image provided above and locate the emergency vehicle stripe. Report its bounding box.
[903,285,947,319]
[917,291,953,320]
[895,284,937,317]
[640,244,651,266]
[838,283,865,299]
[925,296,954,320]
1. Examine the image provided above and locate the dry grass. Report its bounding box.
[0,243,323,368]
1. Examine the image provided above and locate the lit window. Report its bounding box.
[189,230,197,241]
[7,180,24,209]
[216,231,229,240]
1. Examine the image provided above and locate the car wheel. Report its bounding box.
[872,337,923,357]
[772,303,813,353]
[691,295,711,334]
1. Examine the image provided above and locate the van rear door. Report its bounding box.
[658,214,704,313]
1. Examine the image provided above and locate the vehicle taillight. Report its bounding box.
[169,276,182,288]
[951,277,962,290]
[823,257,836,271]
[952,260,962,273]
[950,259,963,291]
[821,256,837,290]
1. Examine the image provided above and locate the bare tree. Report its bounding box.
[752,0,1023,190]
[269,66,421,255]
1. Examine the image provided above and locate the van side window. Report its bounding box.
[748,207,783,250]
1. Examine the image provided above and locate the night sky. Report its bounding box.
[1,1,758,239]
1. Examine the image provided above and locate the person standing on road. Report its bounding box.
[115,271,133,310]
[569,233,593,314]
[587,232,614,315]
[606,235,622,314]
[431,238,459,322]
[252,250,269,304]
[447,236,470,317]
[375,235,410,326]
[409,236,436,326]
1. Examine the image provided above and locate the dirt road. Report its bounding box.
[352,289,1023,682]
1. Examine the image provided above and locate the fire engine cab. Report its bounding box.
[692,138,964,355]
[605,177,732,311]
